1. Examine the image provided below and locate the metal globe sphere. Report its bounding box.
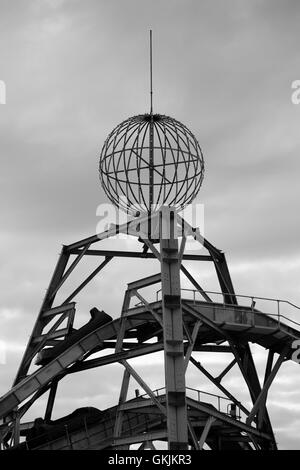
[99,113,204,215]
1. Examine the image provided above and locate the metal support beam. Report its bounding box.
[66,212,154,251]
[190,357,250,417]
[160,207,188,450]
[13,413,20,447]
[188,419,200,450]
[49,243,91,299]
[211,252,237,305]
[193,345,232,353]
[187,398,272,441]
[127,273,161,291]
[14,247,70,384]
[178,236,186,265]
[246,345,289,426]
[198,416,215,450]
[17,383,53,420]
[177,215,237,305]
[28,305,75,365]
[264,350,274,385]
[69,249,212,261]
[115,291,131,352]
[216,359,237,383]
[230,342,276,448]
[114,369,130,440]
[139,237,161,261]
[180,265,212,303]
[184,321,202,372]
[184,299,274,444]
[44,379,58,422]
[63,256,112,304]
[69,342,164,373]
[132,290,163,327]
[120,360,166,415]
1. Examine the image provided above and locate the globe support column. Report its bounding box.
[159,207,188,450]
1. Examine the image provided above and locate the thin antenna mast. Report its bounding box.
[150,29,153,114]
[149,29,154,214]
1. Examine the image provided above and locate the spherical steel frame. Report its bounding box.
[99,114,205,215]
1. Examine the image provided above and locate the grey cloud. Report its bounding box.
[1,0,300,450]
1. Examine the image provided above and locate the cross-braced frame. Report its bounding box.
[0,208,297,450]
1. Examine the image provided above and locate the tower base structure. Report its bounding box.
[0,207,298,450]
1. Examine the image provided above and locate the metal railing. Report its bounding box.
[16,385,244,450]
[139,385,242,420]
[155,288,300,329]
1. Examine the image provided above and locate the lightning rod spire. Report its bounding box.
[150,29,153,114]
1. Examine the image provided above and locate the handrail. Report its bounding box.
[138,385,242,419]
[156,288,300,310]
[155,288,300,328]
[204,290,300,312]
[16,385,243,449]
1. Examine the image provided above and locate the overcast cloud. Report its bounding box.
[0,0,300,449]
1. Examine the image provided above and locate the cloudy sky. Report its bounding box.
[0,0,300,449]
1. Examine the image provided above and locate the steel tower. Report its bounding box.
[0,200,299,450]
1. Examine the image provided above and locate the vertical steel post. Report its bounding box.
[44,379,58,422]
[159,206,188,449]
[114,368,131,448]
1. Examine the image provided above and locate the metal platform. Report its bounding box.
[1,295,299,450]
[14,390,272,450]
[1,298,299,422]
